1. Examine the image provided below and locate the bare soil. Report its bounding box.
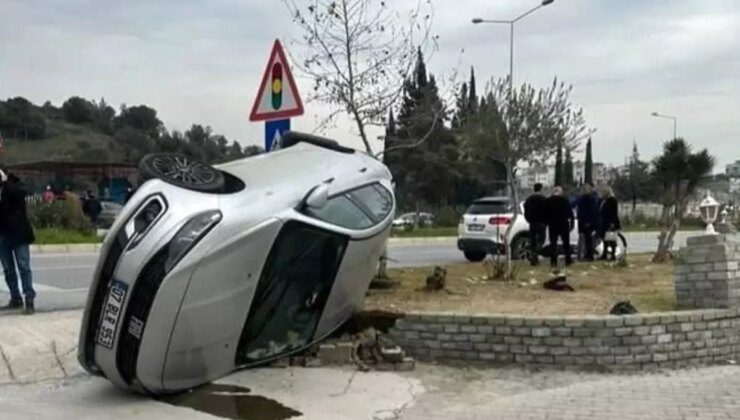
[364,254,676,316]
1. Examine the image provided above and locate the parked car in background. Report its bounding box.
[392,212,435,229]
[78,132,395,395]
[97,201,123,229]
[457,196,625,262]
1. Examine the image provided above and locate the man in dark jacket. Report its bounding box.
[524,183,547,266]
[546,186,575,268]
[0,170,36,314]
[576,183,599,261]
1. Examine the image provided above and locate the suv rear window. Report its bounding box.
[467,201,512,215]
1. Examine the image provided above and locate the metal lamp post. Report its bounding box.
[651,112,678,140]
[472,0,554,100]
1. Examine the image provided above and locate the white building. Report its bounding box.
[517,161,607,190]
[726,160,740,178]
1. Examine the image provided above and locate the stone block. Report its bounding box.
[443,324,460,333]
[455,342,474,351]
[532,327,551,337]
[460,325,477,334]
[479,352,496,361]
[486,335,504,344]
[437,333,452,341]
[474,343,491,352]
[605,317,625,327]
[423,340,442,349]
[477,325,494,334]
[708,272,733,281]
[395,357,415,371]
[504,336,522,345]
[535,355,555,364]
[515,354,534,363]
[510,345,527,354]
[596,355,615,364]
[522,337,542,345]
[550,347,569,356]
[687,235,726,246]
[633,326,651,336]
[528,346,548,355]
[490,344,508,353]
[404,331,420,340]
[615,355,635,364]
[495,326,512,335]
[469,334,486,343]
[563,318,586,327]
[451,334,469,342]
[650,325,666,335]
[693,263,714,273]
[653,353,669,362]
[715,261,739,271]
[505,317,525,327]
[563,338,582,347]
[544,337,563,346]
[688,273,707,281]
[513,327,531,336]
[380,346,405,363]
[554,355,575,364]
[524,319,545,327]
[657,334,673,343]
[553,327,573,337]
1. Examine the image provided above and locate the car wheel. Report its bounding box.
[510,234,531,261]
[464,251,487,262]
[139,153,225,193]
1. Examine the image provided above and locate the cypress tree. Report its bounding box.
[564,148,574,188]
[468,67,478,115]
[584,138,594,185]
[554,142,564,187]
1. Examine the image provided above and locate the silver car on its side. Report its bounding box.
[78,132,395,395]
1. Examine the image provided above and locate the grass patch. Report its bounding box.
[391,227,458,237]
[365,254,675,316]
[34,228,101,244]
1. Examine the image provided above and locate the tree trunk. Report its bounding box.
[653,205,673,263]
[504,167,518,280]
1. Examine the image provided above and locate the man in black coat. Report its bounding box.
[546,186,574,268]
[0,170,36,314]
[576,183,599,261]
[524,183,547,266]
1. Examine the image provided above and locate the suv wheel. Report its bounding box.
[464,251,486,262]
[511,234,531,261]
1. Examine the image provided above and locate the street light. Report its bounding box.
[651,111,677,140]
[471,0,555,100]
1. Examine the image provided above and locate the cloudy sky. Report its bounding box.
[1,0,738,171]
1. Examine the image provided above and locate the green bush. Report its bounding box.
[436,206,461,227]
[27,200,94,233]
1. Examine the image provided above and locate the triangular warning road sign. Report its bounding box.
[249,40,305,122]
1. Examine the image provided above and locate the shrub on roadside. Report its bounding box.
[27,199,94,233]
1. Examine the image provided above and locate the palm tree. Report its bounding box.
[652,139,715,262]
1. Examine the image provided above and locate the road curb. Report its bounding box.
[30,243,101,254]
[388,237,457,245]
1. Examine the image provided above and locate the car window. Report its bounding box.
[467,201,512,214]
[346,184,393,223]
[305,195,374,230]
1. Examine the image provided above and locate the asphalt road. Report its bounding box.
[0,230,705,311]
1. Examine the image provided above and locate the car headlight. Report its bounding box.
[164,210,222,273]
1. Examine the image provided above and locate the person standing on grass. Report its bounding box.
[524,183,547,266]
[0,170,36,314]
[576,183,599,261]
[546,186,574,269]
[599,187,621,261]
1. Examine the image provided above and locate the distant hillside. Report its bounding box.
[3,119,125,164]
[0,96,262,167]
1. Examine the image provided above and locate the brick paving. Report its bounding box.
[400,364,740,420]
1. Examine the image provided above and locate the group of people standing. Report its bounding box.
[524,182,621,268]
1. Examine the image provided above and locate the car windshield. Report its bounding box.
[467,201,512,215]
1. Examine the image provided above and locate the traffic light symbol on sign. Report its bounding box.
[271,63,283,110]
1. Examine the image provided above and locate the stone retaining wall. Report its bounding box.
[389,309,740,371]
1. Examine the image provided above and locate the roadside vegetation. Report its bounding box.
[365,254,674,316]
[35,228,101,244]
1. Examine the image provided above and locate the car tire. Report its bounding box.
[510,234,531,261]
[464,251,487,262]
[139,153,225,193]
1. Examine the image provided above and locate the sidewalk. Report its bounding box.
[0,310,83,384]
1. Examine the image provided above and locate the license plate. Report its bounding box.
[97,279,128,349]
[468,224,485,232]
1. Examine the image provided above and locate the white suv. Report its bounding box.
[456,196,624,262]
[457,197,530,262]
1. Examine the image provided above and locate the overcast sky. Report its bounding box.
[1,0,738,171]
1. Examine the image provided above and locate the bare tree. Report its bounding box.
[464,77,594,278]
[284,0,441,280]
[284,0,435,155]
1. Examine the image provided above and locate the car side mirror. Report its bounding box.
[304,184,329,210]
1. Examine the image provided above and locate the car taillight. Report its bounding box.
[489,216,511,225]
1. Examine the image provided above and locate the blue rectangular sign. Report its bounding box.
[265,119,291,151]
